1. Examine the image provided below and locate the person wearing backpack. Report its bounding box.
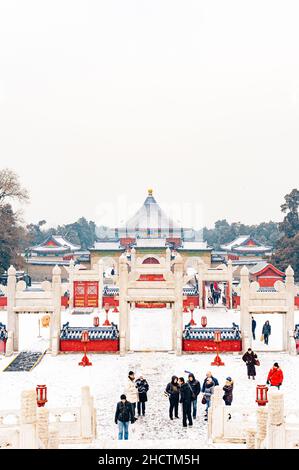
[187,373,201,419]
[115,394,134,440]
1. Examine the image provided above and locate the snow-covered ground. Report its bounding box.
[0,306,298,448]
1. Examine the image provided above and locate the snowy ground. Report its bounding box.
[0,306,298,448]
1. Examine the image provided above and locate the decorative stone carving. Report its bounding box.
[16,281,27,292]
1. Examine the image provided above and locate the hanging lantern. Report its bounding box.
[93,316,99,327]
[256,385,268,406]
[41,315,50,328]
[201,315,207,328]
[36,385,47,407]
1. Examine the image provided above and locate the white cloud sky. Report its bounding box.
[0,0,298,229]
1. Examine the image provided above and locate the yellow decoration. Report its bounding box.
[148,188,153,196]
[41,315,50,328]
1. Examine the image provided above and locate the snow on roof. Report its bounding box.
[119,190,180,231]
[52,236,80,250]
[135,238,167,248]
[92,242,122,251]
[233,245,272,253]
[249,261,268,274]
[220,236,249,251]
[179,241,211,251]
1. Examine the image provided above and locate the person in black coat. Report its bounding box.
[242,348,258,379]
[187,373,201,419]
[223,377,234,405]
[178,377,193,427]
[136,375,149,416]
[252,317,257,340]
[166,375,180,420]
[262,320,271,345]
[115,394,134,440]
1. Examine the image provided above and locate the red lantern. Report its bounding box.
[201,315,207,328]
[211,330,225,366]
[93,316,99,327]
[256,385,268,406]
[189,303,196,326]
[79,330,92,367]
[103,302,111,326]
[36,385,47,407]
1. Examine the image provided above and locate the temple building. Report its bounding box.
[220,235,272,260]
[26,235,86,282]
[89,189,212,272]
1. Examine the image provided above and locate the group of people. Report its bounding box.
[207,282,223,305]
[164,371,234,428]
[115,358,285,440]
[242,347,284,388]
[115,371,149,440]
[252,317,272,345]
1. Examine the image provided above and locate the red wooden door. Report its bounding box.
[74,281,99,308]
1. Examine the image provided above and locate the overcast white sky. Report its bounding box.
[0,0,298,229]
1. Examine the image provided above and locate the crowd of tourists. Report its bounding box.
[114,361,284,440]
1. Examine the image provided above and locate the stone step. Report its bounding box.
[3,350,46,372]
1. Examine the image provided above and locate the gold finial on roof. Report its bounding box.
[148,188,153,196]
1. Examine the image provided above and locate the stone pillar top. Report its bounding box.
[7,265,16,276]
[285,265,294,276]
[52,265,61,276]
[240,265,249,276]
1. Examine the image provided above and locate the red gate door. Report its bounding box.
[74,281,99,308]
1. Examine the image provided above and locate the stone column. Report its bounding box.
[51,265,62,356]
[208,386,224,442]
[97,259,104,309]
[48,424,59,449]
[240,266,251,352]
[119,254,129,356]
[255,407,268,449]
[80,386,94,441]
[37,408,49,448]
[285,265,295,355]
[197,260,204,308]
[227,259,233,309]
[246,428,257,449]
[6,265,17,354]
[130,247,136,270]
[68,259,75,309]
[173,253,183,355]
[19,390,38,449]
[166,247,171,270]
[266,389,286,449]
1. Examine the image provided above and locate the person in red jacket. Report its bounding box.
[267,362,284,389]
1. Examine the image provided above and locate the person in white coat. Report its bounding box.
[125,371,139,421]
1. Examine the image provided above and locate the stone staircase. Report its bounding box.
[3,350,47,372]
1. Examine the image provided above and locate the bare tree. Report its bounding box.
[0,168,29,205]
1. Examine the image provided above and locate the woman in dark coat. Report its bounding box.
[135,375,149,416]
[223,377,234,405]
[262,320,271,345]
[166,375,180,420]
[242,348,258,379]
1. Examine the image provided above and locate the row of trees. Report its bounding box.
[0,169,298,279]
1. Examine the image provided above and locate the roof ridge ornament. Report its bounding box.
[148,188,153,196]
